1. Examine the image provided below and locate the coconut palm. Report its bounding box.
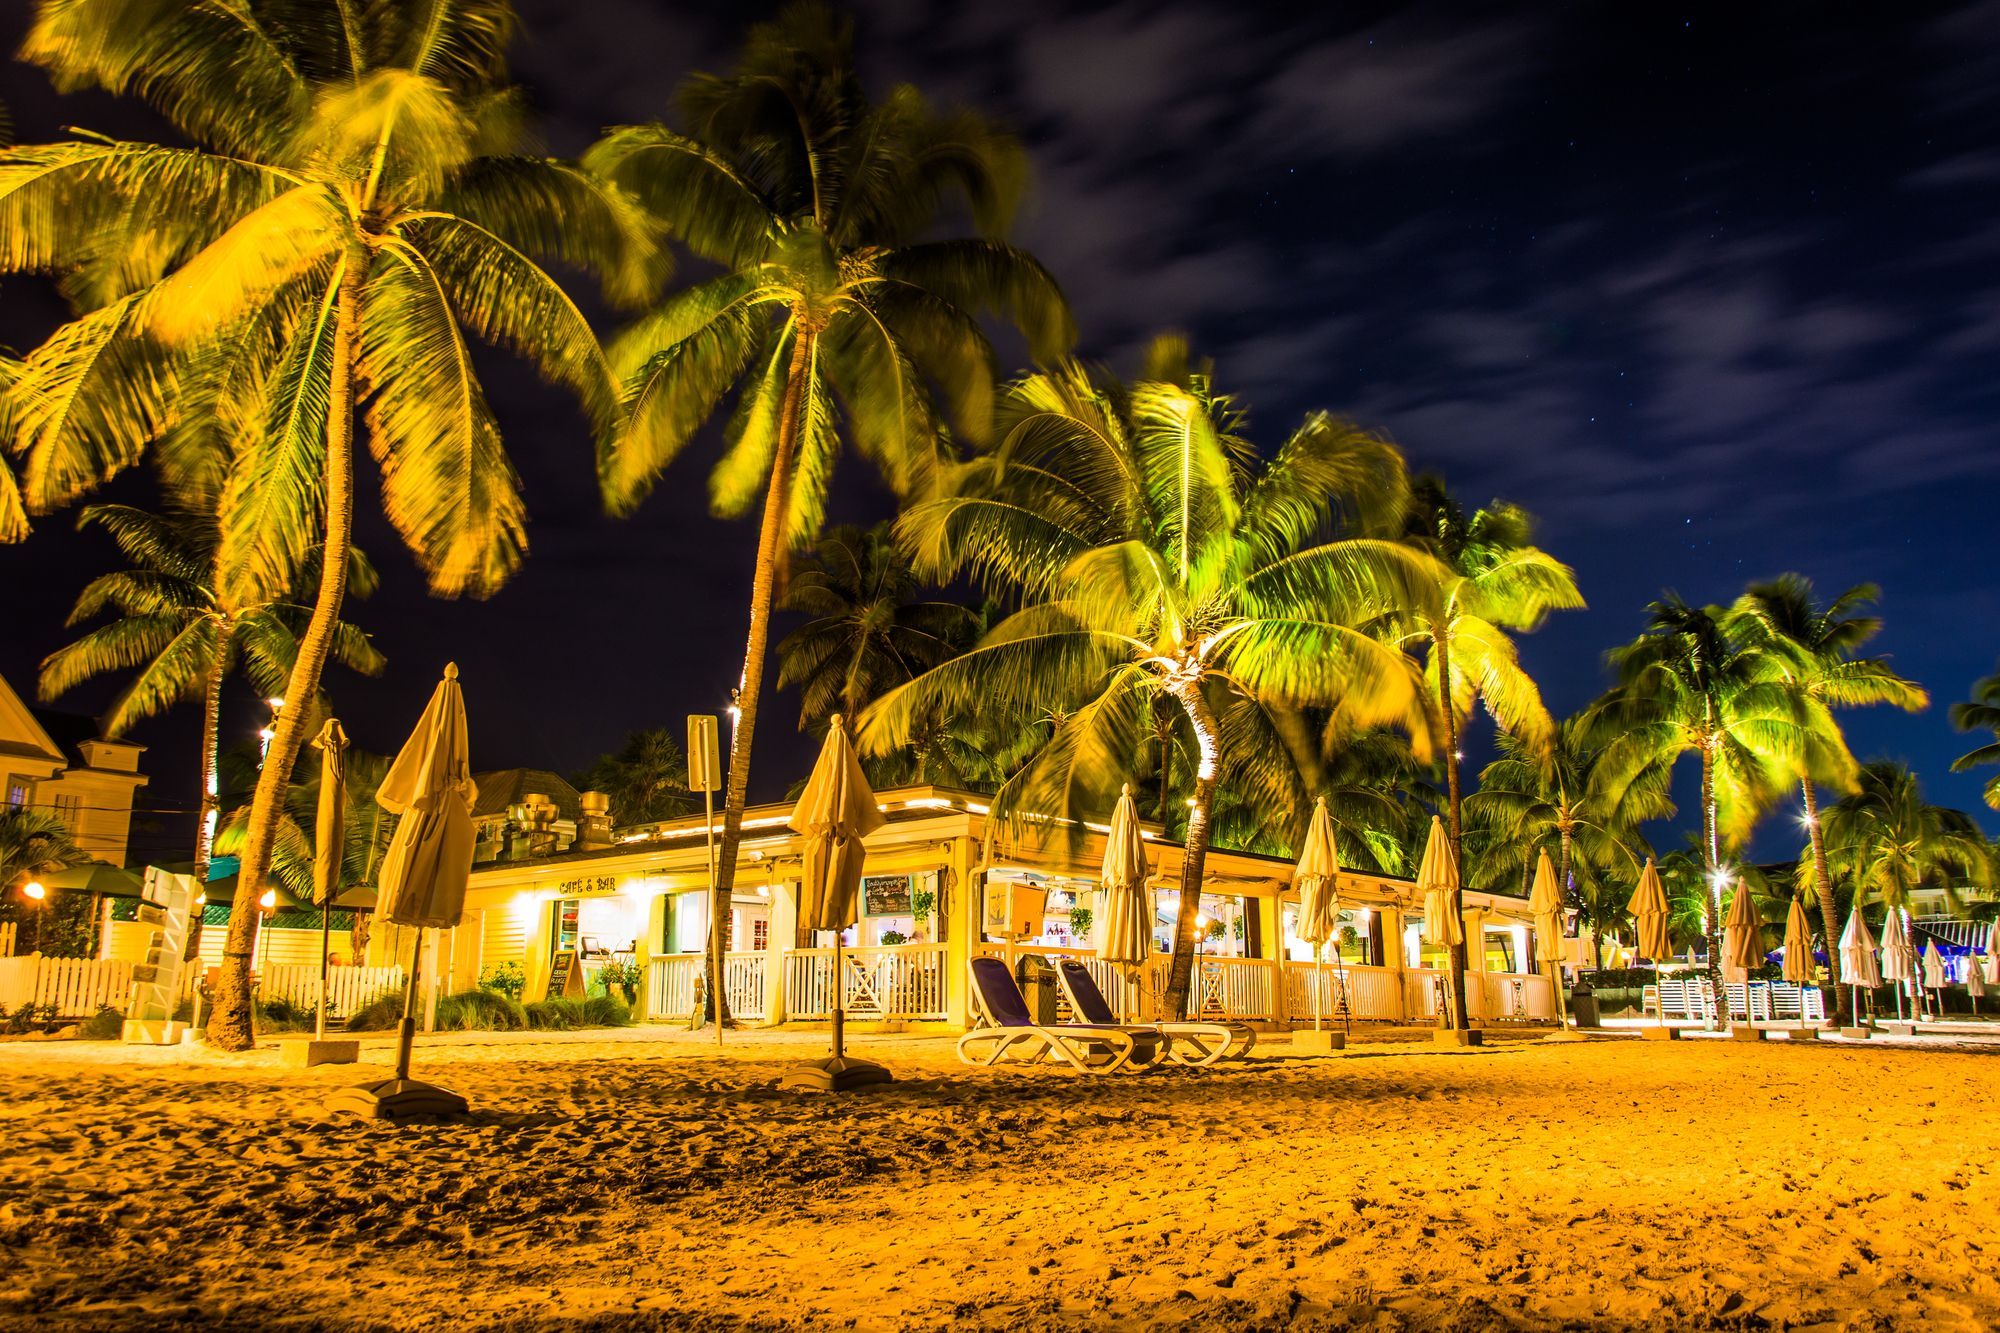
[572,728,696,828]
[1821,761,1993,917]
[1384,478,1580,1025]
[1584,595,1817,1016]
[0,807,87,892]
[584,3,1071,992]
[1467,719,1666,959]
[214,748,396,907]
[2,0,657,1048]
[858,349,1434,1015]
[1952,663,2000,811]
[1213,708,1426,870]
[1727,575,1926,1014]
[38,504,384,883]
[776,522,981,731]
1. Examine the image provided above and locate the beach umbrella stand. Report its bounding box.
[779,716,893,1094]
[1532,849,1585,1044]
[1628,857,1676,1041]
[1293,796,1346,1053]
[327,664,478,1120]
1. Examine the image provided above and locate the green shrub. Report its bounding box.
[524,994,632,1030]
[435,988,527,1031]
[78,1007,125,1040]
[344,986,412,1032]
[478,960,526,1000]
[253,995,315,1034]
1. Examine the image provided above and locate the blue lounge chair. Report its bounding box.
[1054,958,1255,1066]
[958,956,1160,1074]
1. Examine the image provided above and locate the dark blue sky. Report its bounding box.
[2,1,1996,865]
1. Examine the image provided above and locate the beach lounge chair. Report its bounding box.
[957,956,1160,1074]
[1054,958,1256,1067]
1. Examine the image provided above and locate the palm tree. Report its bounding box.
[1213,708,1426,871]
[776,522,981,731]
[1951,663,2000,811]
[1467,719,1667,960]
[572,729,696,827]
[38,505,384,886]
[1727,575,1927,1015]
[0,807,88,954]
[3,0,656,1049]
[1388,478,1581,1025]
[1585,595,1816,1018]
[858,350,1433,1016]
[584,2,1072,992]
[215,748,396,907]
[1821,761,1993,917]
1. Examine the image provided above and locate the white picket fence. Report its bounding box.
[786,944,951,1021]
[0,954,402,1020]
[644,952,767,1022]
[260,963,405,1018]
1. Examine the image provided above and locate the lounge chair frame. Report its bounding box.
[957,957,1156,1075]
[1053,958,1255,1067]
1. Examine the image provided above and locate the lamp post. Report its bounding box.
[23,880,46,953]
[256,887,277,976]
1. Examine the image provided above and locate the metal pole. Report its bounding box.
[707,785,722,1047]
[317,899,331,1041]
[395,927,423,1083]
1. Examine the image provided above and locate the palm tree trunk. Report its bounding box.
[1700,731,1726,1031]
[206,254,362,1052]
[1434,627,1471,1031]
[1161,680,1221,1019]
[707,330,816,1025]
[1801,776,1846,1023]
[1558,818,1576,972]
[183,648,227,965]
[1154,707,1174,826]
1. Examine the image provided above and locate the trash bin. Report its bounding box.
[1015,953,1059,1024]
[1570,983,1601,1029]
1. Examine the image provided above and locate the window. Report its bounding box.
[50,794,81,825]
[4,780,25,809]
[751,919,769,952]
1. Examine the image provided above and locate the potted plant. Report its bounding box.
[597,958,644,1006]
[909,886,936,943]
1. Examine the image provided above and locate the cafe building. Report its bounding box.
[432,784,1560,1030]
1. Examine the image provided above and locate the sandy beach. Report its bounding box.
[1,1025,1996,1330]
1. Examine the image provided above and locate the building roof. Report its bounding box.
[471,768,583,822]
[0,673,64,767]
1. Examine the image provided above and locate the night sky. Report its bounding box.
[3,1,1997,865]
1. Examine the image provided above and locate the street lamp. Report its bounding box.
[258,697,285,762]
[257,888,278,972]
[22,880,46,953]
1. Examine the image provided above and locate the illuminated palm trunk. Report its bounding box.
[1160,678,1220,1019]
[1801,776,1845,1022]
[709,330,818,1023]
[206,253,362,1052]
[183,649,227,965]
[1433,625,1471,1030]
[1699,723,1726,1030]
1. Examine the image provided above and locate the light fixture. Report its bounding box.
[22,881,45,901]
[259,889,278,910]
[265,696,285,711]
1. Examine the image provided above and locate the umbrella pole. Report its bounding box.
[396,927,423,1083]
[831,937,845,1063]
[1313,942,1323,1034]
[317,899,332,1041]
[705,784,723,1047]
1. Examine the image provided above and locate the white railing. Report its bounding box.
[1283,961,1405,1022]
[646,952,771,1022]
[1405,967,1449,1020]
[786,944,950,1021]
[724,952,766,1020]
[260,963,404,1018]
[1479,971,1555,1021]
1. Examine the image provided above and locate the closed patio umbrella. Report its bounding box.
[781,715,889,1092]
[1415,815,1464,1027]
[1628,858,1671,962]
[1528,849,1573,1035]
[310,718,348,1043]
[1968,948,1986,1014]
[1922,941,1946,1017]
[1880,909,1917,1021]
[328,665,477,1120]
[1292,796,1340,1036]
[1781,896,1815,985]
[1096,784,1152,1023]
[1722,885,1765,1026]
[1986,920,2000,988]
[1838,907,1880,1026]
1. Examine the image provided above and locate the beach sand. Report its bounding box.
[1,1025,1996,1330]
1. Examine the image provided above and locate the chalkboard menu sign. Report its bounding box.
[862,874,912,917]
[542,949,584,1001]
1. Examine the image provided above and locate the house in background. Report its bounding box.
[0,670,148,866]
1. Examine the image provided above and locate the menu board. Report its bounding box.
[542,948,585,1001]
[863,874,912,917]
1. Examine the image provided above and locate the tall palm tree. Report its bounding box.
[1387,478,1580,1026]
[38,504,384,885]
[1951,663,2000,811]
[858,350,1433,1015]
[572,728,696,827]
[1727,575,1927,1014]
[1585,596,1815,1016]
[2,0,656,1049]
[1467,719,1667,959]
[776,522,981,731]
[584,2,1072,997]
[1821,761,1993,917]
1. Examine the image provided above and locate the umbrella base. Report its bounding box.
[1638,1026,1681,1041]
[1433,1029,1484,1048]
[1838,1025,1873,1040]
[1727,1025,1767,1042]
[1540,1029,1591,1044]
[779,1056,894,1093]
[325,1077,469,1120]
[1293,1030,1346,1053]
